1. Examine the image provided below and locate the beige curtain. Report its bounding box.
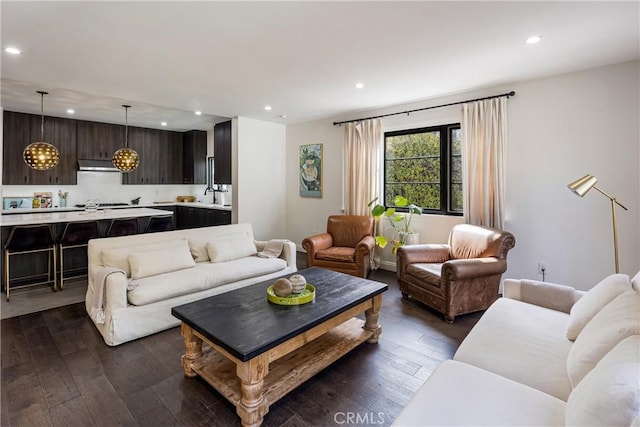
[461,97,507,229]
[343,118,383,215]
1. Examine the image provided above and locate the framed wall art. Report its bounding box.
[299,144,322,198]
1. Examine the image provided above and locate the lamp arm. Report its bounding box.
[593,185,628,211]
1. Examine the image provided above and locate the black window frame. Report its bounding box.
[383,123,462,216]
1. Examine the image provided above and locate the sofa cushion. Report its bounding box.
[315,247,354,262]
[453,297,573,400]
[101,238,187,277]
[128,241,195,279]
[391,360,566,426]
[566,273,632,340]
[206,235,256,263]
[566,290,639,388]
[566,335,640,427]
[127,256,286,306]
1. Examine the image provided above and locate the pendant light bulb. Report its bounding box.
[23,91,60,170]
[113,104,139,172]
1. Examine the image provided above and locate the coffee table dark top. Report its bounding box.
[171,267,388,361]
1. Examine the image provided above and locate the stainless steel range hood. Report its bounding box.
[77,159,120,172]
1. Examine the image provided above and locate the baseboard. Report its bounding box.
[379,260,397,272]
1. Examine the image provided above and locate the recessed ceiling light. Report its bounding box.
[355,82,364,89]
[66,109,75,114]
[4,47,21,55]
[195,111,202,116]
[525,35,542,44]
[161,122,167,127]
[264,105,272,111]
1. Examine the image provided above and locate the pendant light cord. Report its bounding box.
[123,104,131,148]
[37,90,48,140]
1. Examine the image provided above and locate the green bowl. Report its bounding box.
[267,284,315,305]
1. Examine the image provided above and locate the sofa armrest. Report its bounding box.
[397,244,451,264]
[503,278,581,313]
[254,239,297,268]
[443,257,507,280]
[355,235,375,255]
[88,266,129,313]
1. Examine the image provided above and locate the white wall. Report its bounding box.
[286,60,640,289]
[235,117,287,240]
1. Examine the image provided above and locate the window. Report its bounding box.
[384,124,462,215]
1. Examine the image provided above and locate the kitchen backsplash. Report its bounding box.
[1,171,220,207]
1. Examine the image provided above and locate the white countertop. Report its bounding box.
[1,201,231,215]
[0,208,173,227]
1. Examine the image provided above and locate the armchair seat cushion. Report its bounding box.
[315,247,355,263]
[406,263,442,284]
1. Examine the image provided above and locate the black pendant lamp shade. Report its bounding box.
[112,104,139,172]
[23,91,60,170]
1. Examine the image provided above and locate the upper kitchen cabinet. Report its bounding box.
[183,130,207,184]
[121,127,184,185]
[214,120,232,184]
[77,120,123,161]
[2,111,77,185]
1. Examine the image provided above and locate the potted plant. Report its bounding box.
[368,195,423,254]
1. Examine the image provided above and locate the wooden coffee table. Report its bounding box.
[171,267,388,427]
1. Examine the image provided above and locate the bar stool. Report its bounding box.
[58,220,100,289]
[107,218,139,237]
[3,225,57,301]
[144,215,174,233]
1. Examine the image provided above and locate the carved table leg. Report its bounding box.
[236,355,269,427]
[364,294,383,343]
[180,323,203,378]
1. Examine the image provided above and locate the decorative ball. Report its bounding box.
[289,274,306,294]
[273,278,292,297]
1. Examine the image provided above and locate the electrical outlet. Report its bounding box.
[538,262,547,275]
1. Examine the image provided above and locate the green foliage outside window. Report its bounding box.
[384,125,462,214]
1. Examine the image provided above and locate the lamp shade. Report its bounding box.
[23,141,60,170]
[112,147,139,172]
[568,174,598,197]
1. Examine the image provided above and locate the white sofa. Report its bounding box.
[86,223,297,346]
[393,272,640,426]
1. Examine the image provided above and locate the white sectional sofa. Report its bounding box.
[393,272,640,426]
[86,223,297,346]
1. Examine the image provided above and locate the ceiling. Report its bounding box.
[1,1,638,131]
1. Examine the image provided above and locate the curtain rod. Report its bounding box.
[332,90,516,126]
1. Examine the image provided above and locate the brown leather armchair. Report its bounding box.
[302,215,375,278]
[397,224,515,323]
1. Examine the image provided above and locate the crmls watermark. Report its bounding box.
[333,411,386,425]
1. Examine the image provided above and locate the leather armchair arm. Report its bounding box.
[442,257,507,281]
[302,233,333,255]
[355,235,375,255]
[355,235,375,265]
[397,244,451,264]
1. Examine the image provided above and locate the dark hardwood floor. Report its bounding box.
[1,256,481,427]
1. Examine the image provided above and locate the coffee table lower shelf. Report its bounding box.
[191,317,371,407]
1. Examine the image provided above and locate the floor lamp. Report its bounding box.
[567,174,628,273]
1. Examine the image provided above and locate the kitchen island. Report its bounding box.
[0,207,173,227]
[1,208,174,291]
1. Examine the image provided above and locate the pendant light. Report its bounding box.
[112,104,139,172]
[23,91,60,170]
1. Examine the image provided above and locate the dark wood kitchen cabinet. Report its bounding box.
[176,206,231,229]
[183,130,207,184]
[2,111,77,185]
[214,120,232,184]
[122,126,161,184]
[77,120,123,160]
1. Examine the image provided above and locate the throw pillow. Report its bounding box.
[188,233,244,262]
[128,240,195,279]
[206,235,257,263]
[566,273,632,341]
[101,238,188,277]
[566,290,639,388]
[566,335,640,426]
